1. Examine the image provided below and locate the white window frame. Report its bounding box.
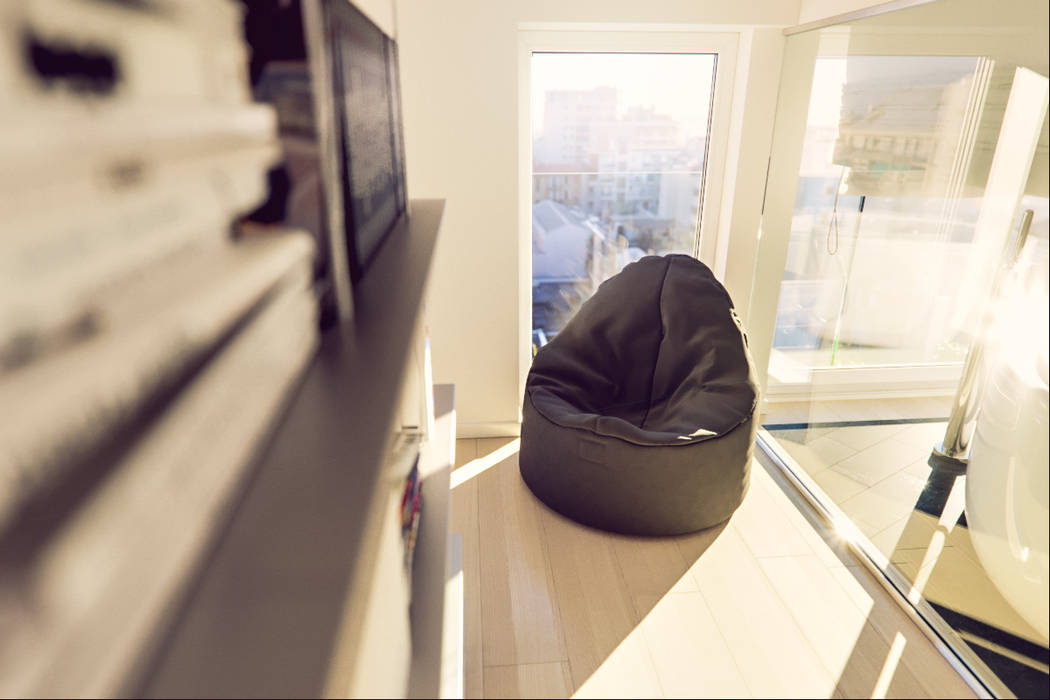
[517,27,739,403]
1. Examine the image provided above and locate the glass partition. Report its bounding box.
[750,1,1049,696]
[776,54,985,370]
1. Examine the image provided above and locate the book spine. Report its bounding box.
[0,233,315,532]
[1,143,280,359]
[0,278,319,698]
[0,0,250,112]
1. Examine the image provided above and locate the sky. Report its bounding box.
[530,52,716,141]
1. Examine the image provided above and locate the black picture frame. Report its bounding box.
[322,0,408,283]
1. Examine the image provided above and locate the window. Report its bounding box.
[523,36,735,349]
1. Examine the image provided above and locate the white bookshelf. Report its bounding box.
[407,384,462,699]
[137,200,460,698]
[0,0,458,693]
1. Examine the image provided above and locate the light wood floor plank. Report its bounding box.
[831,566,979,698]
[759,555,930,699]
[637,592,751,698]
[751,461,856,568]
[672,520,728,566]
[454,438,478,470]
[609,535,696,622]
[451,473,482,698]
[538,506,660,696]
[477,436,518,454]
[483,662,572,699]
[477,448,566,666]
[732,468,815,559]
[569,631,664,699]
[463,435,981,699]
[685,525,837,698]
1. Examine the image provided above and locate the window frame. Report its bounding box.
[517,27,740,403]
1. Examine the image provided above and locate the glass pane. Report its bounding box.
[754,1,1049,695]
[775,55,990,370]
[531,53,717,343]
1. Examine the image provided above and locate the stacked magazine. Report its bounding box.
[0,1,319,696]
[400,455,424,577]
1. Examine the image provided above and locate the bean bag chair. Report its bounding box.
[520,254,758,536]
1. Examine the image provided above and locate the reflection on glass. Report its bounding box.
[775,55,993,370]
[757,1,1050,695]
[530,53,716,343]
[767,199,1049,693]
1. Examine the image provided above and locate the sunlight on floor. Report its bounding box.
[451,438,520,489]
[454,433,979,699]
[572,631,661,699]
[569,555,909,700]
[892,474,964,606]
[872,633,908,698]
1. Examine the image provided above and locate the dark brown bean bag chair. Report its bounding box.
[520,254,758,535]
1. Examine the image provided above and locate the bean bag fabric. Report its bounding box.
[520,254,758,535]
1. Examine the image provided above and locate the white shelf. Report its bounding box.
[407,384,461,699]
[137,200,446,698]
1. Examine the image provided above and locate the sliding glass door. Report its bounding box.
[748,1,1049,696]
[751,7,1048,401]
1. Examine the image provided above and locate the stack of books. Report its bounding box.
[0,1,319,696]
[400,455,424,578]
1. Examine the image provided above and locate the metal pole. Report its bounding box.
[930,209,1034,474]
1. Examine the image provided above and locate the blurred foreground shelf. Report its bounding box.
[137,200,452,698]
[408,384,462,699]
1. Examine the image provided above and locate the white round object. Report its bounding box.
[966,270,1050,643]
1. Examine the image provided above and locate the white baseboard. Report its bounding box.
[765,363,962,403]
[456,421,521,439]
[764,385,957,403]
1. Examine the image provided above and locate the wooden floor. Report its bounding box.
[450,436,980,699]
[762,397,1049,683]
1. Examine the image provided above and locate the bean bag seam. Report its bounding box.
[525,389,752,448]
[638,255,672,431]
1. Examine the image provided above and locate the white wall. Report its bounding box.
[396,0,800,432]
[797,0,890,25]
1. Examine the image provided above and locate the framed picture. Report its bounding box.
[323,0,408,282]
